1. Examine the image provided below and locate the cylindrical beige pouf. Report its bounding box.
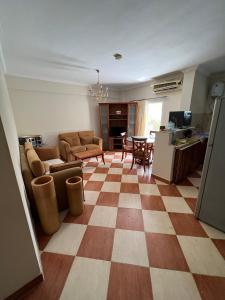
[31,175,60,235]
[66,176,84,217]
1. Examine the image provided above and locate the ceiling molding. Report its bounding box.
[5,72,89,87]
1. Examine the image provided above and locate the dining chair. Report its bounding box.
[149,130,156,161]
[121,132,133,161]
[131,137,152,171]
[149,130,157,138]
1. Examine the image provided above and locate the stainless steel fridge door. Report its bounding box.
[197,98,225,232]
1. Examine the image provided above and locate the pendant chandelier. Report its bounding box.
[89,69,109,102]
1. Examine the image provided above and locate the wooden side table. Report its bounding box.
[74,149,105,164]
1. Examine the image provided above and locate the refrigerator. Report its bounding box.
[196,96,225,232]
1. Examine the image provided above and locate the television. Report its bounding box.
[169,111,192,128]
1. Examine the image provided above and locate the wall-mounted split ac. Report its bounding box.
[153,75,183,94]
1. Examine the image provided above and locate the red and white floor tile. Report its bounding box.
[28,152,225,300]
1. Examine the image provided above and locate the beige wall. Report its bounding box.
[7,75,121,146]
[0,53,42,299]
[121,82,182,126]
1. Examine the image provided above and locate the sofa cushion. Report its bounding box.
[49,160,82,173]
[24,142,34,154]
[20,145,41,220]
[45,158,64,166]
[79,131,94,145]
[60,132,81,146]
[43,162,50,174]
[86,144,100,150]
[27,149,45,177]
[70,145,86,155]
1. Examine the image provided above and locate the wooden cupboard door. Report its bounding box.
[128,103,136,137]
[173,141,207,183]
[99,104,109,150]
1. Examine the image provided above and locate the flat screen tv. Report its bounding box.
[110,127,126,137]
[169,111,192,128]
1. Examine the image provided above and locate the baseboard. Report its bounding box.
[5,274,43,300]
[152,174,172,184]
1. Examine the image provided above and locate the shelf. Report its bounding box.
[109,114,128,116]
[109,119,127,121]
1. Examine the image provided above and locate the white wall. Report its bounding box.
[7,68,210,146]
[172,67,210,130]
[121,82,182,126]
[0,50,42,299]
[200,71,225,131]
[208,71,225,103]
[180,68,196,110]
[190,70,209,129]
[191,71,208,113]
[7,75,121,146]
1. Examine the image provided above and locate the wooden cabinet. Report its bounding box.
[128,103,136,137]
[99,102,137,150]
[173,140,207,183]
[99,104,109,150]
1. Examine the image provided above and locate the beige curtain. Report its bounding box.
[135,100,148,135]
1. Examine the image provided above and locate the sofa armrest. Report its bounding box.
[51,167,83,211]
[59,140,71,161]
[49,160,83,173]
[35,146,60,161]
[51,166,82,180]
[93,137,103,150]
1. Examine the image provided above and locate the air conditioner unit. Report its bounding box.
[153,77,183,94]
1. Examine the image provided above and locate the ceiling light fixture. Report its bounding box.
[89,69,109,102]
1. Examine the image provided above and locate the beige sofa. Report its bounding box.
[59,131,102,162]
[20,142,83,220]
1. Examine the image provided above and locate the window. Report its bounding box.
[145,101,163,135]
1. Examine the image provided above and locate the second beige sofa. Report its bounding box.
[59,131,102,162]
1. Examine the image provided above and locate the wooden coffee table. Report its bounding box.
[74,149,105,164]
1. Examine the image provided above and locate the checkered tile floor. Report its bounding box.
[30,152,225,300]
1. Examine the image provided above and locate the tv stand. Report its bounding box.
[109,136,123,150]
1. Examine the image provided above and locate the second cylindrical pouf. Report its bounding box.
[31,175,60,235]
[66,176,84,217]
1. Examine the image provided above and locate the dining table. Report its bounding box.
[127,136,155,145]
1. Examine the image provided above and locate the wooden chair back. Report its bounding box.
[132,137,148,158]
[149,130,157,138]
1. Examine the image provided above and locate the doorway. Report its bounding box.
[145,101,163,135]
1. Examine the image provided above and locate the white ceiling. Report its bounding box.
[0,0,225,85]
